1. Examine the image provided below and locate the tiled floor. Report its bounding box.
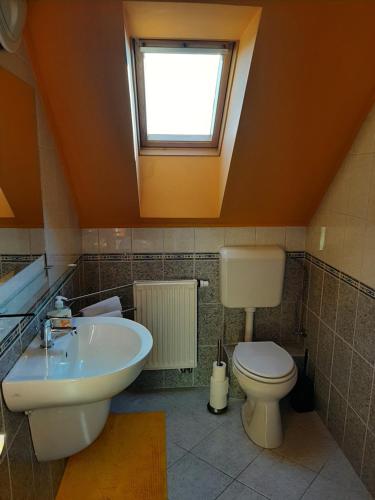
[111,388,372,500]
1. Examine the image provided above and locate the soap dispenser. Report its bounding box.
[47,296,72,328]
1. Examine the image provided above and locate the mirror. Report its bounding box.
[0,66,47,340]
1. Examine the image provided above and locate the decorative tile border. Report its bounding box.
[341,272,359,289]
[132,253,164,260]
[324,263,341,279]
[82,251,303,262]
[164,253,195,260]
[359,282,375,299]
[0,254,42,262]
[287,251,305,259]
[81,252,218,261]
[306,252,375,299]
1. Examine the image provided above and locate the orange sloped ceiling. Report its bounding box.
[25,1,375,227]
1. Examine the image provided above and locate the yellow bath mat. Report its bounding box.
[56,412,167,500]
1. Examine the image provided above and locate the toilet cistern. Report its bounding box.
[219,245,286,340]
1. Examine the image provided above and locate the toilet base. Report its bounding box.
[241,398,282,449]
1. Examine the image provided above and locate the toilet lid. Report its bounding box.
[233,342,294,379]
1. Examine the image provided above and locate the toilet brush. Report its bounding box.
[207,339,229,414]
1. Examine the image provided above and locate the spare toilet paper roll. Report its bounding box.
[212,361,227,382]
[81,296,122,317]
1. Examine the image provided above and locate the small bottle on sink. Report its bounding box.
[47,296,72,328]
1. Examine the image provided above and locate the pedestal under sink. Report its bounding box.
[2,316,153,461]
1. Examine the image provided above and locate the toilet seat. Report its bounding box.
[233,342,295,383]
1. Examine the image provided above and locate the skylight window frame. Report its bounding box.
[132,38,235,152]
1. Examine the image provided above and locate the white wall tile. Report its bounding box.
[223,227,256,246]
[99,228,131,253]
[82,229,99,254]
[307,102,375,287]
[164,228,195,253]
[285,227,306,251]
[339,216,366,280]
[194,228,225,252]
[255,227,286,247]
[361,222,375,289]
[323,212,346,270]
[350,113,375,154]
[345,154,372,218]
[0,228,30,254]
[322,158,350,214]
[132,228,164,253]
[366,154,375,222]
[29,228,45,254]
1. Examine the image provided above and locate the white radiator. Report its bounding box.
[133,280,197,370]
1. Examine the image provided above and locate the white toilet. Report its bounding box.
[219,246,297,449]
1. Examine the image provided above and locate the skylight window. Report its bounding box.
[133,39,234,150]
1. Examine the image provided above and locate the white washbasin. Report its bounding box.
[2,316,153,461]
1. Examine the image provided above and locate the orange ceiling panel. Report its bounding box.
[25,1,375,227]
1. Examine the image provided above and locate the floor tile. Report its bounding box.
[111,390,174,414]
[237,450,316,500]
[167,442,187,468]
[191,423,261,478]
[302,475,371,499]
[217,399,244,431]
[163,387,210,409]
[167,453,232,500]
[166,406,219,450]
[273,413,337,471]
[319,448,371,495]
[217,480,270,500]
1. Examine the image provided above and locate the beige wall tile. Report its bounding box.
[132,228,164,253]
[99,228,131,253]
[366,155,375,222]
[0,229,30,254]
[223,227,256,246]
[285,227,306,251]
[361,222,375,289]
[29,229,45,254]
[164,228,195,253]
[81,229,99,254]
[194,228,225,252]
[255,227,286,247]
[346,154,372,219]
[340,216,366,280]
[350,113,375,155]
[323,212,346,270]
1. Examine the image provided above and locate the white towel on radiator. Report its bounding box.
[81,296,122,317]
[98,310,123,318]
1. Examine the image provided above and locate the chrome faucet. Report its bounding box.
[40,317,77,349]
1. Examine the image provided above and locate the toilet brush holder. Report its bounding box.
[207,361,229,414]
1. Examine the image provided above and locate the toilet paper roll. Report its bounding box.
[212,361,226,382]
[209,377,229,410]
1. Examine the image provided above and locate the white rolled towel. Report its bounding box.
[81,296,122,317]
[98,310,123,318]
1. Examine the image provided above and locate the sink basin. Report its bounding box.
[2,316,153,461]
